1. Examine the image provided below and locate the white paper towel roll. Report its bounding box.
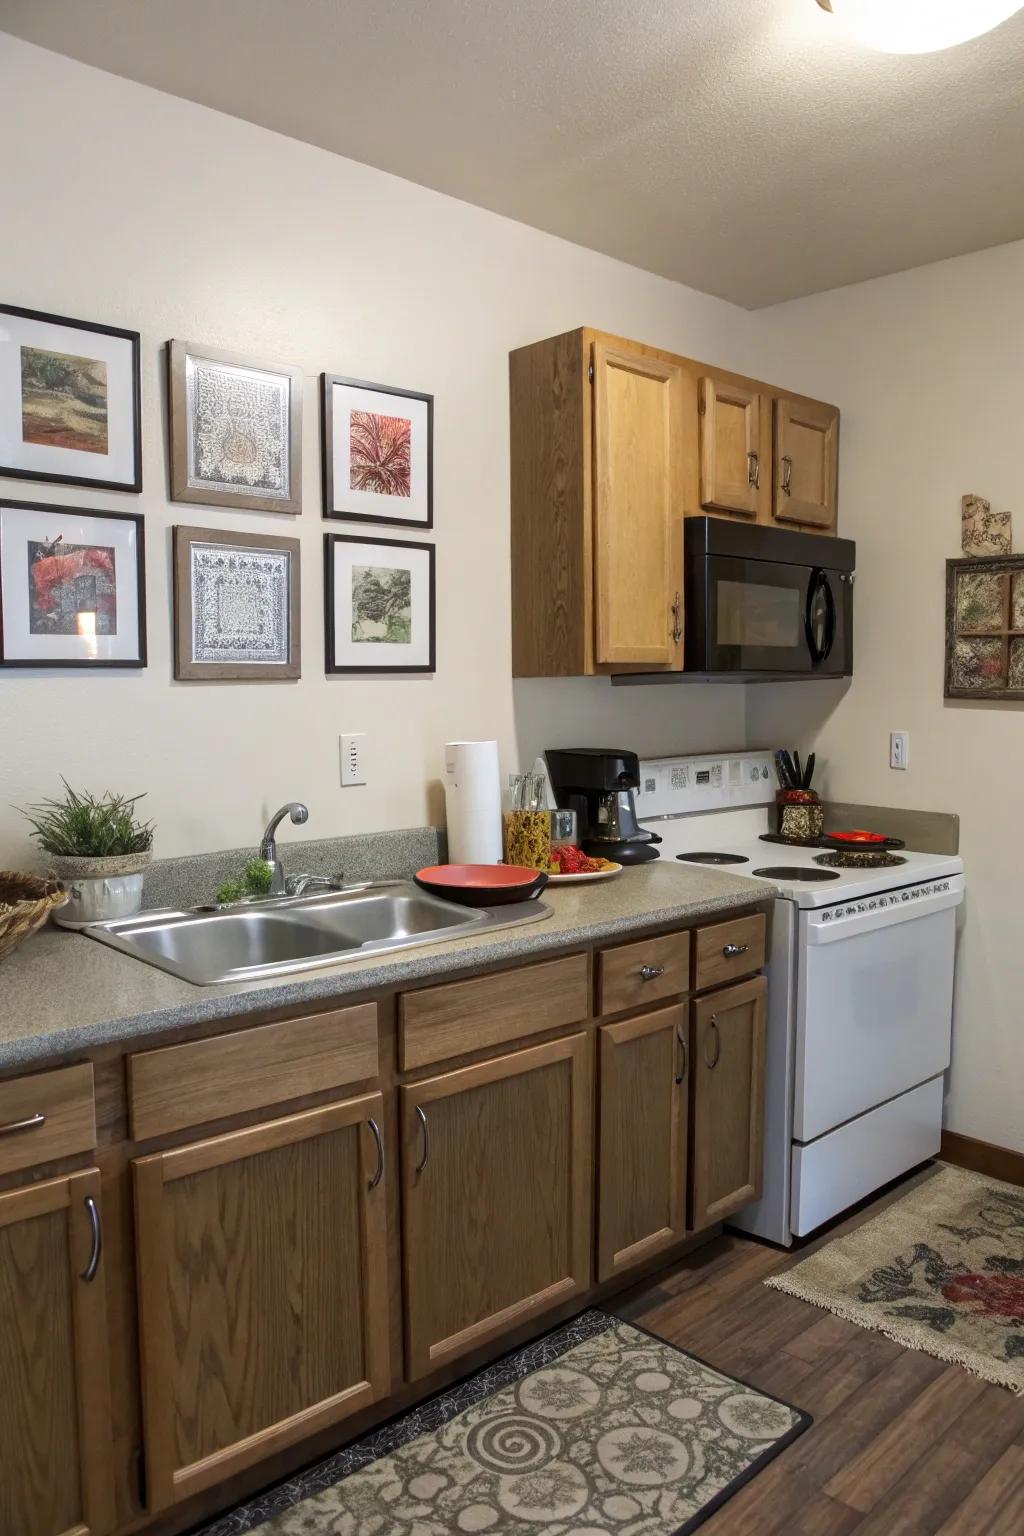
[444,740,502,864]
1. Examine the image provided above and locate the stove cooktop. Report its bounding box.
[675,851,750,866]
[751,865,841,882]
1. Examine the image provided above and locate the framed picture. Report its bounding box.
[325,534,435,674]
[0,304,142,492]
[173,525,300,681]
[321,373,432,527]
[168,340,303,514]
[0,498,146,668]
[945,554,1024,700]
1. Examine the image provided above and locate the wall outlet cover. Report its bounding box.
[340,733,367,786]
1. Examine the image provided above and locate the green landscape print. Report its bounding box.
[21,345,108,454]
[351,564,412,644]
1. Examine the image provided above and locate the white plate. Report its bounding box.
[546,862,623,884]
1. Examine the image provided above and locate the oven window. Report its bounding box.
[717,580,802,648]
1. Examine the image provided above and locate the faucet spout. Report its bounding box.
[260,802,309,894]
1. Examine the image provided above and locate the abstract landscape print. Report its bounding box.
[20,346,108,454]
[350,409,412,497]
[28,537,117,635]
[351,563,412,644]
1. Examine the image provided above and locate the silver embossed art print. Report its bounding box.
[169,341,303,513]
[173,525,301,680]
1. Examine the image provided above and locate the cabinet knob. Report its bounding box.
[639,964,666,982]
[722,942,749,959]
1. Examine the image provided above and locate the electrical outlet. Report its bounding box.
[340,733,367,786]
[890,731,909,770]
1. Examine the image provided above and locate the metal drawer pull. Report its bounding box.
[639,964,666,982]
[675,1020,688,1085]
[414,1105,430,1173]
[367,1117,385,1190]
[0,1112,45,1137]
[781,455,793,495]
[706,1016,722,1070]
[747,450,760,489]
[722,942,749,958]
[81,1196,102,1283]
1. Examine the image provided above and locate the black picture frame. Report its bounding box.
[0,497,147,668]
[321,372,433,528]
[324,532,436,674]
[0,304,142,493]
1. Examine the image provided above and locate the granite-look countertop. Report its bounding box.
[0,862,774,1070]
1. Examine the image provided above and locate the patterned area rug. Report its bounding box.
[766,1165,1024,1393]
[196,1311,810,1536]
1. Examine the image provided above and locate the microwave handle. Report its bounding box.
[806,569,836,665]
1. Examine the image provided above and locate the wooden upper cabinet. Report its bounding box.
[773,396,839,531]
[0,1169,115,1536]
[132,1095,390,1512]
[699,376,764,519]
[592,341,684,668]
[597,1006,688,1281]
[690,976,767,1230]
[401,1035,592,1380]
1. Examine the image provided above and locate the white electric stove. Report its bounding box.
[636,751,965,1245]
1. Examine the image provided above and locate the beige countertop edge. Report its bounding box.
[0,865,776,1071]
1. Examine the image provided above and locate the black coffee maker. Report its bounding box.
[545,748,661,865]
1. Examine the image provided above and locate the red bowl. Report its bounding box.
[830,829,888,844]
[414,863,548,907]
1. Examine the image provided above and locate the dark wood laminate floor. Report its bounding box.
[608,1168,1024,1535]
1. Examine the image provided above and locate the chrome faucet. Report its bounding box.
[260,802,309,895]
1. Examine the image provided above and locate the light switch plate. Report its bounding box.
[890,731,909,770]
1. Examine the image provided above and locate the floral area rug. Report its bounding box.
[766,1165,1024,1393]
[196,1310,809,1536]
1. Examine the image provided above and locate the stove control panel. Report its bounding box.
[637,751,776,818]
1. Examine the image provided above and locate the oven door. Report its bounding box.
[793,876,965,1143]
[697,555,851,675]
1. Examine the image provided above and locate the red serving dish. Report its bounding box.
[829,829,888,844]
[414,863,548,907]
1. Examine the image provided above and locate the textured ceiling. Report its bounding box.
[3,0,1024,307]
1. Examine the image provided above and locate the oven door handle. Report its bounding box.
[805,568,836,666]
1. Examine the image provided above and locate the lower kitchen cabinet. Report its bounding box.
[597,1005,688,1280]
[690,976,767,1228]
[132,1095,390,1512]
[401,1034,592,1380]
[0,1169,115,1536]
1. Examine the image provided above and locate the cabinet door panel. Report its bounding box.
[774,397,839,530]
[691,977,767,1229]
[134,1096,389,1511]
[402,1035,591,1379]
[0,1169,114,1536]
[598,1006,687,1280]
[592,342,684,667]
[699,377,762,518]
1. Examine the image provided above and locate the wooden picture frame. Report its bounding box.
[168,340,303,514]
[945,554,1024,699]
[0,498,146,668]
[173,524,300,681]
[321,372,433,527]
[0,303,142,493]
[325,533,435,674]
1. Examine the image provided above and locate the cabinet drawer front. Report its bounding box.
[694,913,765,991]
[0,1062,96,1176]
[597,932,691,1015]
[399,954,589,1070]
[128,1004,379,1141]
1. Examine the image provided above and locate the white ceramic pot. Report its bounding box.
[48,852,151,929]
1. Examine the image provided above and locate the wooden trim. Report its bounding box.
[143,1093,381,1183]
[171,524,301,681]
[0,1167,73,1227]
[67,1167,117,1536]
[941,1131,1024,1187]
[133,1152,175,1512]
[424,1277,581,1374]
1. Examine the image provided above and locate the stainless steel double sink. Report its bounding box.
[84,880,550,985]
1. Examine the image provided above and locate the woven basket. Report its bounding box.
[0,871,69,961]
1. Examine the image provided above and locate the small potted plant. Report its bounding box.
[19,780,154,928]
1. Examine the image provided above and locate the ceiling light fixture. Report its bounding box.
[816,0,1023,53]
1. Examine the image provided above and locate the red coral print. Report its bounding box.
[941,1272,1024,1322]
[350,410,412,497]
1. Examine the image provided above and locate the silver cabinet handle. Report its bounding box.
[414,1105,430,1174]
[0,1112,45,1137]
[639,964,665,982]
[705,1015,722,1070]
[781,455,793,495]
[367,1117,385,1190]
[747,450,760,489]
[671,591,682,645]
[675,1019,688,1085]
[722,943,749,958]
[81,1195,102,1283]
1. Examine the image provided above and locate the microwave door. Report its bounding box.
[706,556,816,673]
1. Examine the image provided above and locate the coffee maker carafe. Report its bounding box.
[545,748,661,865]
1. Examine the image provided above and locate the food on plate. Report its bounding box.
[548,844,617,875]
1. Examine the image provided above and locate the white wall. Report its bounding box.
[0,35,750,863]
[745,239,1024,1153]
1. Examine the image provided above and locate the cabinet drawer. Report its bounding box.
[399,954,589,1071]
[597,932,691,1016]
[0,1062,96,1176]
[128,1004,379,1141]
[694,913,765,991]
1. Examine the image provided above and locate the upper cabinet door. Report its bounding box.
[699,376,763,518]
[592,342,684,668]
[774,397,839,531]
[0,1169,115,1536]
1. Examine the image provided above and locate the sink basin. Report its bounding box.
[83,880,550,985]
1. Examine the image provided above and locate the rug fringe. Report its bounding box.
[764,1272,1023,1395]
